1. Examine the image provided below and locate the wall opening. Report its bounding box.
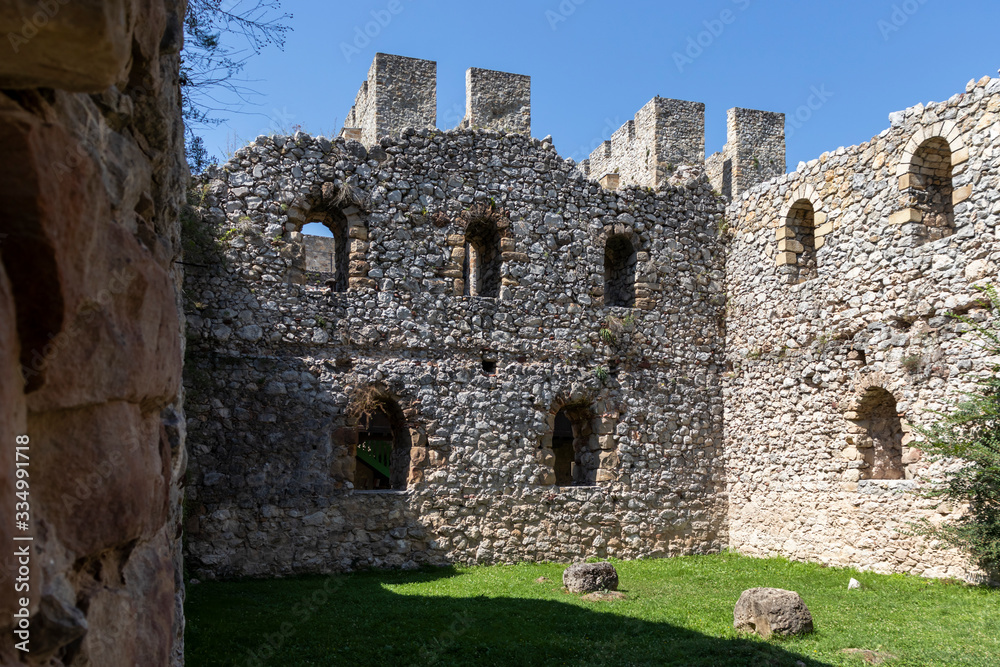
[302,213,349,292]
[852,388,905,480]
[551,404,597,486]
[354,397,410,490]
[784,199,817,283]
[907,137,955,244]
[604,234,636,308]
[463,218,501,298]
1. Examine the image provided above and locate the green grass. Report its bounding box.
[185,553,999,666]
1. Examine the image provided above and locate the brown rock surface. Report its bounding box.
[733,587,814,638]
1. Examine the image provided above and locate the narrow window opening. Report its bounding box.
[481,359,497,375]
[551,405,598,486]
[907,137,955,244]
[604,235,636,308]
[302,212,349,291]
[463,220,501,298]
[782,199,817,283]
[355,399,410,490]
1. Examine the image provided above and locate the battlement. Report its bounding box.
[586,97,706,190]
[706,107,785,198]
[342,54,531,145]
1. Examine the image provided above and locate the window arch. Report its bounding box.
[463,218,501,298]
[776,199,817,283]
[604,234,636,308]
[352,393,411,490]
[300,211,349,291]
[851,387,904,480]
[905,136,955,244]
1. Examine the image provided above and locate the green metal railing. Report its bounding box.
[357,439,392,478]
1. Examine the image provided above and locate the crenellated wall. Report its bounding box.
[723,75,1000,580]
[182,128,729,578]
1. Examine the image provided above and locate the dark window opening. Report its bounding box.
[463,219,501,298]
[907,137,955,244]
[604,235,636,308]
[355,400,410,490]
[481,359,497,375]
[551,405,597,486]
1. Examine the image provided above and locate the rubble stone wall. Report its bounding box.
[182,128,729,578]
[0,0,188,663]
[724,76,1000,580]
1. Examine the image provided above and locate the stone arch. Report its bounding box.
[604,234,636,308]
[843,374,914,481]
[344,385,416,491]
[538,393,618,487]
[892,123,970,243]
[775,185,825,284]
[285,184,371,289]
[597,224,649,310]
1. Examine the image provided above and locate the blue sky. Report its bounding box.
[199,0,999,173]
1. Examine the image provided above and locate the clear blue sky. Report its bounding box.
[199,0,999,171]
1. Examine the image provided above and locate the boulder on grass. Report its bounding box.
[733,588,814,638]
[563,562,618,593]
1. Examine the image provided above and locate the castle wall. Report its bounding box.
[724,76,1000,580]
[183,128,729,577]
[708,108,785,199]
[0,0,188,663]
[586,97,705,190]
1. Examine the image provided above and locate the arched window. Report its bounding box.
[779,199,817,283]
[906,137,955,244]
[463,218,501,298]
[550,404,597,486]
[604,235,636,308]
[354,396,410,490]
[302,212,349,291]
[852,388,904,480]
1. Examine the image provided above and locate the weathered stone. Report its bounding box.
[734,588,814,638]
[563,562,619,593]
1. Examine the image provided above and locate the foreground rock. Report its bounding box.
[563,562,619,593]
[733,588,814,638]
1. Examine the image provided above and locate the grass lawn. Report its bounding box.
[185,552,999,666]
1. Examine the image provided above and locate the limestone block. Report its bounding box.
[889,208,922,225]
[600,173,620,190]
[775,226,795,240]
[778,239,804,253]
[563,562,618,593]
[953,184,973,205]
[775,252,797,266]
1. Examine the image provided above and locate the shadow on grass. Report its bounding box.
[186,566,832,667]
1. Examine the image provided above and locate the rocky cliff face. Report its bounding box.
[0,1,188,664]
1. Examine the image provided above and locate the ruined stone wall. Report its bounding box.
[724,76,1000,580]
[182,128,728,578]
[0,0,188,663]
[587,98,705,190]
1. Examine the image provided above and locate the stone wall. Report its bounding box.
[585,97,706,190]
[460,67,531,135]
[0,0,188,664]
[724,76,1000,580]
[182,127,729,578]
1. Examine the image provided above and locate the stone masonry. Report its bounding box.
[0,0,189,664]
[184,54,998,584]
